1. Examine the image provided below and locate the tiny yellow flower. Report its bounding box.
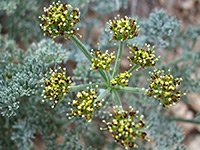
[100,106,149,149]
[39,1,81,40]
[67,84,103,122]
[146,69,186,108]
[106,15,140,41]
[41,67,72,108]
[127,43,160,68]
[111,71,132,86]
[90,44,116,70]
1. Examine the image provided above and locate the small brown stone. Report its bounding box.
[187,135,200,150]
[169,102,196,135]
[188,93,200,112]
[181,0,195,10]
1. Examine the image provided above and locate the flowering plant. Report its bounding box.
[39,1,187,149]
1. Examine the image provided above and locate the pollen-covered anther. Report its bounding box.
[68,86,103,122]
[146,69,185,108]
[101,106,149,148]
[39,1,81,40]
[41,67,72,107]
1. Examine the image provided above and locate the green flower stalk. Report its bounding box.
[111,71,132,86]
[146,69,186,108]
[106,15,140,41]
[41,67,72,108]
[100,106,149,149]
[39,1,81,40]
[67,84,104,122]
[127,43,160,68]
[90,44,116,70]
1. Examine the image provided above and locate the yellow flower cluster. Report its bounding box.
[39,1,81,40]
[41,67,72,108]
[67,85,104,122]
[106,15,140,41]
[110,71,132,86]
[100,106,149,149]
[146,69,186,108]
[127,43,160,68]
[90,49,116,70]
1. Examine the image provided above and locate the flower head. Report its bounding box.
[41,67,72,108]
[39,1,81,40]
[111,71,132,86]
[106,15,140,41]
[100,106,149,149]
[67,84,103,122]
[127,43,160,68]
[146,69,186,108]
[90,44,116,70]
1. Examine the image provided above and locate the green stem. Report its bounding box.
[70,35,107,83]
[70,83,107,92]
[165,57,184,67]
[94,88,111,103]
[112,90,123,112]
[168,116,200,125]
[112,41,124,78]
[85,22,94,44]
[71,35,92,60]
[190,38,197,51]
[113,86,146,94]
[105,70,111,85]
[128,64,140,74]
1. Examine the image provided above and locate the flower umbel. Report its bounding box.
[100,106,149,149]
[39,1,81,40]
[127,43,160,68]
[146,69,186,108]
[90,45,116,70]
[111,71,132,86]
[67,84,104,122]
[106,15,140,41]
[41,67,72,108]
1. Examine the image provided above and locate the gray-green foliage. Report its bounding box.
[0,0,20,14]
[27,39,69,65]
[0,1,130,149]
[73,62,101,84]
[139,9,181,48]
[0,0,44,45]
[0,34,69,117]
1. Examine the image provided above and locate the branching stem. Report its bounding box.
[112,41,124,78]
[70,35,108,83]
[112,89,123,112]
[70,83,107,92]
[94,88,111,103]
[128,64,140,74]
[105,70,111,86]
[113,86,146,94]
